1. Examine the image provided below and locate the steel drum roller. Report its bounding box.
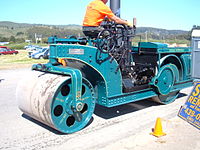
[16,71,95,133]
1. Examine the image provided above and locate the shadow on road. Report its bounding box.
[94,92,188,119]
[177,92,187,98]
[22,114,65,135]
[94,99,159,119]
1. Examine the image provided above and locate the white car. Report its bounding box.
[31,48,49,59]
[28,47,43,58]
[25,45,41,51]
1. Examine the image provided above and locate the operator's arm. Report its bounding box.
[110,15,132,26]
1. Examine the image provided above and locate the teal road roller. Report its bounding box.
[16,0,195,134]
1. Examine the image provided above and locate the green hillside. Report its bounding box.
[0,21,190,45]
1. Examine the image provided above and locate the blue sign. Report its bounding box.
[178,82,200,130]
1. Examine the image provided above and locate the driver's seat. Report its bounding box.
[82,26,103,39]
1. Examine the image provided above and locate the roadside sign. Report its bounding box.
[178,82,200,130]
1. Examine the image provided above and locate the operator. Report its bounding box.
[82,0,133,37]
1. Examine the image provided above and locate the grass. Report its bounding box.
[0,50,48,70]
[7,43,49,49]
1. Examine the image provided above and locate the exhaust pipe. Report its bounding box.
[110,0,120,17]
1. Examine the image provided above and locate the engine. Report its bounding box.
[124,64,155,85]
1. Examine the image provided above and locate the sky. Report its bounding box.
[0,0,200,30]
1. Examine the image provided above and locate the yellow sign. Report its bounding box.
[178,82,200,129]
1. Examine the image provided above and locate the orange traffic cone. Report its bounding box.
[150,117,166,137]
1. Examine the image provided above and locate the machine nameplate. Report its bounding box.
[69,49,84,55]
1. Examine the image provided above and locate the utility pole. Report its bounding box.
[145,31,148,42]
[35,33,42,44]
[35,33,37,44]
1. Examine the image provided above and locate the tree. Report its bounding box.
[16,38,25,43]
[9,36,16,42]
[16,32,24,36]
[0,37,9,42]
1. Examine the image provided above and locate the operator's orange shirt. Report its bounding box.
[83,0,115,26]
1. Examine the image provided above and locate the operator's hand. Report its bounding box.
[127,21,133,27]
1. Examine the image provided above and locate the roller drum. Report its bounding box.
[16,71,95,133]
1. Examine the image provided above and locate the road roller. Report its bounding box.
[16,0,193,133]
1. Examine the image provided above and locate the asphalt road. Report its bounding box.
[0,68,199,150]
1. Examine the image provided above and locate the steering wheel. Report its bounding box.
[97,29,116,53]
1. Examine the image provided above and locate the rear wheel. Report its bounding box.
[151,64,180,104]
[153,65,175,95]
